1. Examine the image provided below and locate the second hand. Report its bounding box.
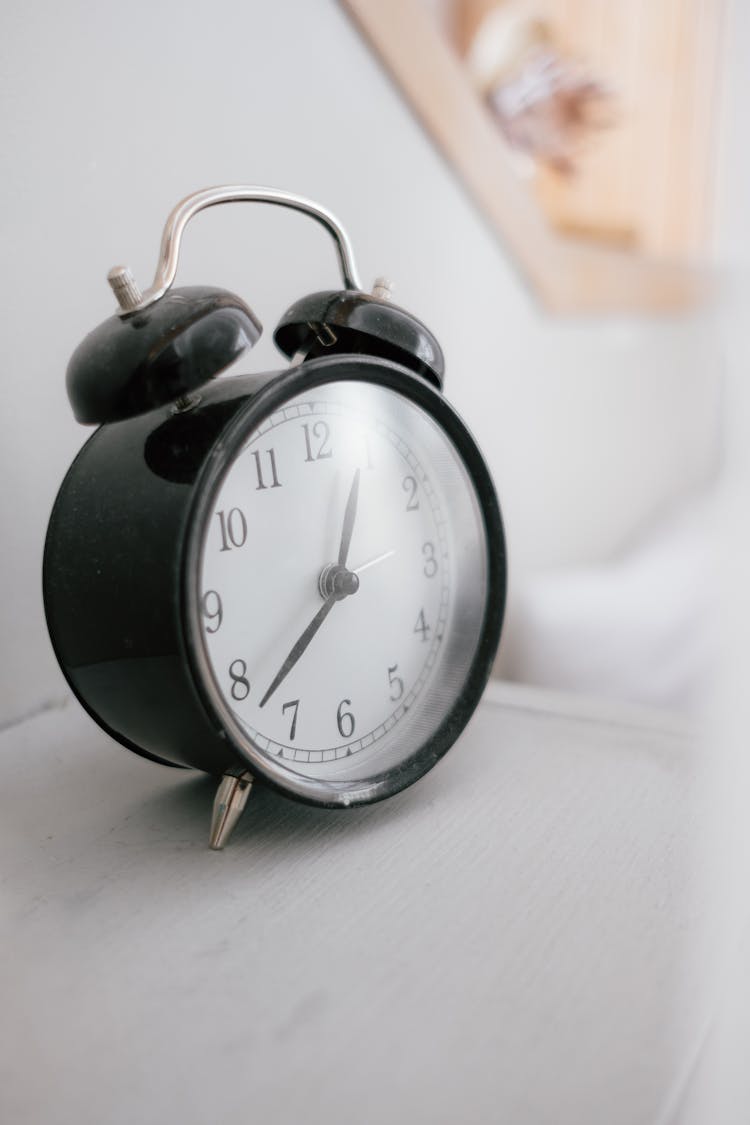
[353,549,396,575]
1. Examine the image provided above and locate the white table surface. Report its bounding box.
[0,682,709,1125]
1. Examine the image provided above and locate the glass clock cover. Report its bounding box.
[192,379,490,805]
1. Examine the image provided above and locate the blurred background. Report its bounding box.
[0,0,738,730]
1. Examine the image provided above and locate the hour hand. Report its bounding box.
[338,468,360,566]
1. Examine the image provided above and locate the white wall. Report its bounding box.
[682,0,750,1120]
[0,0,721,726]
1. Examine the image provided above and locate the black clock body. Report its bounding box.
[43,354,506,804]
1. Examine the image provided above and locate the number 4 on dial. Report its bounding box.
[414,609,431,643]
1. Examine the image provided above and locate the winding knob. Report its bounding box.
[107,266,143,313]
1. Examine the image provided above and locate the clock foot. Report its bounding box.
[209,768,253,850]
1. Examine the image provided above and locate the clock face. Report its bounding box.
[193,376,492,803]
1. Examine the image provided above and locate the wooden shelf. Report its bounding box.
[341,0,713,314]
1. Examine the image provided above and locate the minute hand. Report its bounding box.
[260,468,361,709]
[259,596,336,709]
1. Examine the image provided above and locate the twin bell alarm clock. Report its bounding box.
[43,186,506,848]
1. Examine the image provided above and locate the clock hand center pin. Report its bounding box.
[318,562,359,599]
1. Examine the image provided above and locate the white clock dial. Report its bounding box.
[196,379,488,787]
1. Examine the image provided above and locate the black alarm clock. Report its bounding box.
[43,186,506,849]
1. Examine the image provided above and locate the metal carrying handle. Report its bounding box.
[107,185,363,315]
